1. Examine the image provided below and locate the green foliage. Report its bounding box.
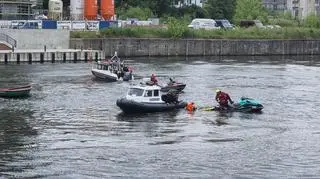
[117,6,153,20]
[71,26,320,40]
[303,14,320,28]
[116,0,174,17]
[167,17,188,38]
[267,11,300,27]
[233,0,268,24]
[204,0,235,20]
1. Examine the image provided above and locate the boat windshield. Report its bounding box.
[128,88,144,96]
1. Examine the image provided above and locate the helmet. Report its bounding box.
[215,89,221,93]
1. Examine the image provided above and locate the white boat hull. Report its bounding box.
[91,68,118,82]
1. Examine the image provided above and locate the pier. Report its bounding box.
[0,49,103,64]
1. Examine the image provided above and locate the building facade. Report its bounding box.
[287,0,317,19]
[263,0,287,12]
[0,0,34,20]
[174,0,205,8]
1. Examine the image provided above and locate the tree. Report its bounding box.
[116,0,173,18]
[233,0,267,24]
[204,0,235,20]
[118,7,153,20]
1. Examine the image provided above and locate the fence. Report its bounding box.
[0,33,17,47]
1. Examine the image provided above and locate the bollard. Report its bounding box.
[44,45,46,52]
[63,53,66,63]
[28,53,32,64]
[4,54,8,64]
[73,52,77,63]
[40,53,44,63]
[16,53,20,64]
[84,52,88,62]
[95,52,98,62]
[51,53,55,63]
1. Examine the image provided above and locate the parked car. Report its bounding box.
[188,18,220,30]
[265,25,281,29]
[215,19,234,29]
[239,20,265,28]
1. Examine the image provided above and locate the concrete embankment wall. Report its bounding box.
[70,38,320,57]
[0,29,70,49]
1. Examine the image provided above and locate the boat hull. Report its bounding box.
[116,98,187,114]
[160,83,186,92]
[0,85,32,98]
[91,69,118,82]
[204,105,263,113]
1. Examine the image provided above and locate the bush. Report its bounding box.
[117,7,153,20]
[71,26,320,40]
[303,14,320,28]
[167,17,188,38]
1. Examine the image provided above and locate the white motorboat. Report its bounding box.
[116,83,187,114]
[91,52,134,82]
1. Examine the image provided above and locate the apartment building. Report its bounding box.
[174,0,205,8]
[0,0,34,20]
[264,0,287,12]
[287,0,319,18]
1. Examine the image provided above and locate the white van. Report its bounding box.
[188,18,220,30]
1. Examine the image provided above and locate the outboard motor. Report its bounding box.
[161,90,179,104]
[123,71,132,81]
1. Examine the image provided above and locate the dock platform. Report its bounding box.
[0,49,103,63]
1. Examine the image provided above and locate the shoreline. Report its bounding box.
[70,38,320,57]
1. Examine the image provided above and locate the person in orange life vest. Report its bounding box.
[150,74,158,85]
[186,102,197,112]
[215,89,234,108]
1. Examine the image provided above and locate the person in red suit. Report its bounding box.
[215,89,234,109]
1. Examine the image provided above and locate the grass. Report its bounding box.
[70,26,320,40]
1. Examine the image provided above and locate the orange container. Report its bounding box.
[101,0,114,20]
[84,0,97,20]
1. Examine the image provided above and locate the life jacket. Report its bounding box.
[151,75,158,83]
[186,102,196,112]
[217,92,230,105]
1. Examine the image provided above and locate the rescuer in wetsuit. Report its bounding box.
[215,89,234,109]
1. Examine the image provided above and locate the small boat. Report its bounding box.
[116,84,187,114]
[160,80,186,92]
[204,97,263,113]
[91,52,134,82]
[146,78,186,93]
[0,85,32,98]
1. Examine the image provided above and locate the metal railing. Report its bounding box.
[0,33,17,47]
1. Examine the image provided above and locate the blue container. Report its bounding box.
[99,21,118,30]
[42,20,57,29]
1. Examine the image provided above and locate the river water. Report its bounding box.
[0,56,320,178]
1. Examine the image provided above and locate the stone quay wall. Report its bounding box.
[70,38,320,57]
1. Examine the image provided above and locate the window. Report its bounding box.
[128,88,144,96]
[145,90,152,97]
[154,90,159,97]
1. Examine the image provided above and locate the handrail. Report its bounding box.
[0,33,17,47]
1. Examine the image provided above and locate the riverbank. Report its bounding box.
[70,38,320,57]
[70,27,320,39]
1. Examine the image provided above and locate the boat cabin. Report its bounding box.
[126,85,163,103]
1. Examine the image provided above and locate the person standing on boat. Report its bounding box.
[168,78,175,86]
[150,74,158,85]
[215,89,234,109]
